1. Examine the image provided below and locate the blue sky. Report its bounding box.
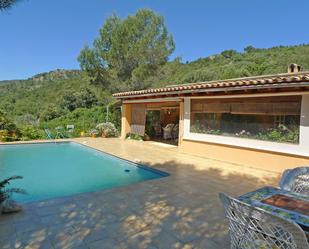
[0,0,308,80]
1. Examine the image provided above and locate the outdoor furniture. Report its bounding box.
[280,167,309,196]
[172,124,179,140]
[238,186,309,238]
[66,124,75,133]
[55,126,65,138]
[44,127,65,139]
[220,192,309,249]
[162,123,174,140]
[44,127,54,139]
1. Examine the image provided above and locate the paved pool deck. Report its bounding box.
[0,138,280,249]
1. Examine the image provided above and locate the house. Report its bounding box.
[113,64,309,173]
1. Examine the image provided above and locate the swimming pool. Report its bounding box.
[0,142,167,202]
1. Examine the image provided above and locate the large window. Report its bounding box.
[190,96,301,144]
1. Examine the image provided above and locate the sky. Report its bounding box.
[0,0,308,80]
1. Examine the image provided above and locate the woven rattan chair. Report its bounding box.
[219,193,309,249]
[162,123,174,140]
[279,167,309,196]
[172,124,179,140]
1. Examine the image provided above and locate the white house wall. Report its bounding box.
[183,94,309,157]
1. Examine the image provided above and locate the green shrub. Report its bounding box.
[89,129,99,137]
[19,126,44,141]
[0,111,20,141]
[125,133,143,141]
[0,130,10,142]
[96,122,117,137]
[42,106,121,138]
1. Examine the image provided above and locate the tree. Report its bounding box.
[78,9,175,92]
[244,45,257,53]
[221,50,238,59]
[0,0,21,11]
[60,88,97,112]
[40,105,63,121]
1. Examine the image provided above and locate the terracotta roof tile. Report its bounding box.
[113,72,309,98]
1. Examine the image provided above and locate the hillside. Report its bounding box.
[147,44,309,87]
[0,70,110,120]
[0,44,309,139]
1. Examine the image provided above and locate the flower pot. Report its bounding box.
[143,134,150,141]
[1,200,22,214]
[91,134,97,138]
[101,133,107,138]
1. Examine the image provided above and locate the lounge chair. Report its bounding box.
[66,124,75,133]
[55,126,65,138]
[162,123,174,140]
[279,167,309,196]
[44,128,54,139]
[44,126,65,139]
[219,192,309,249]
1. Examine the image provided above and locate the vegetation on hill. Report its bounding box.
[0,8,308,142]
[0,70,119,141]
[146,44,309,88]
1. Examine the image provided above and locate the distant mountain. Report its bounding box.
[29,69,82,82]
[0,79,23,85]
[0,69,82,85]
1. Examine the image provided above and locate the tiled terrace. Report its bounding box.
[0,138,280,249]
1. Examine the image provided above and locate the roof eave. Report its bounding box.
[113,82,309,99]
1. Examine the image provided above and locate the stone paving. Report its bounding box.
[0,138,280,249]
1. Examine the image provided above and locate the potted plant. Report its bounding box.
[143,133,150,141]
[89,129,99,138]
[96,122,117,138]
[0,176,26,214]
[125,133,143,141]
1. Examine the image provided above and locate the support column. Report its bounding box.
[183,98,191,138]
[300,94,309,148]
[178,101,184,145]
[120,104,132,139]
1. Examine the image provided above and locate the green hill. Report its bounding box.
[0,70,110,120]
[1,44,309,140]
[147,44,309,87]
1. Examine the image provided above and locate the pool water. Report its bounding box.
[0,142,167,202]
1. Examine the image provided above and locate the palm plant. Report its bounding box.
[0,0,22,11]
[0,176,26,204]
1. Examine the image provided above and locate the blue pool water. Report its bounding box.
[0,142,167,202]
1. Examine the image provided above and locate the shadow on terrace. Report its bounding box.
[0,160,280,249]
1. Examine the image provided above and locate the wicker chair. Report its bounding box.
[279,167,309,196]
[162,124,174,140]
[219,193,309,249]
[172,124,179,140]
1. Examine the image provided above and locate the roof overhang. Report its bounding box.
[122,97,182,104]
[120,82,309,99]
[113,72,309,101]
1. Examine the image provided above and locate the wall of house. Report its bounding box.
[180,140,309,173]
[120,104,132,139]
[180,94,309,173]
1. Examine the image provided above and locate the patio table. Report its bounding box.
[239,186,309,233]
